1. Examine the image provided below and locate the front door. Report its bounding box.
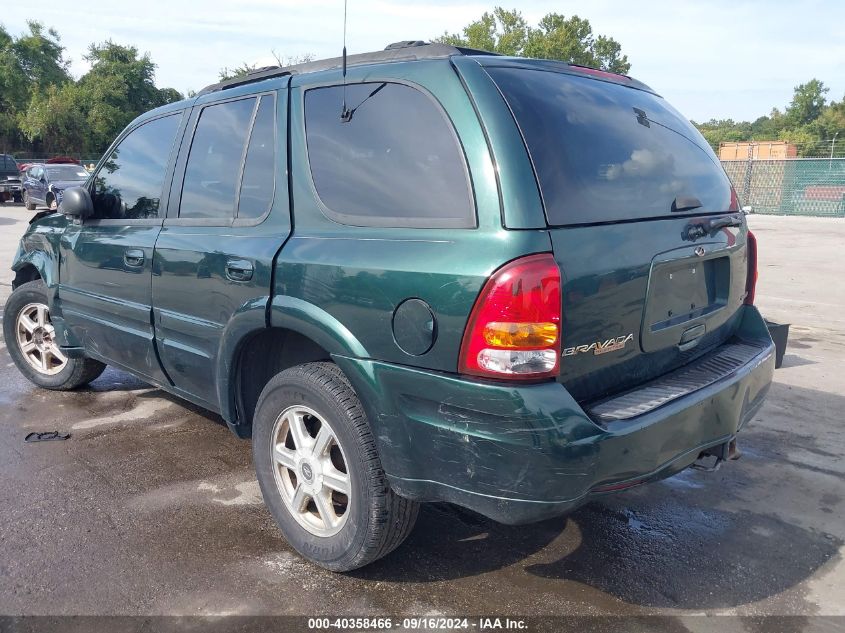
[152,89,290,407]
[58,112,185,383]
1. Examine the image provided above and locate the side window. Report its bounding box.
[237,95,276,219]
[304,82,474,228]
[92,114,181,220]
[179,97,255,219]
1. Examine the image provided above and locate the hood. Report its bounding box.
[49,180,86,190]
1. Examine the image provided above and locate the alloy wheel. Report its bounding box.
[271,405,351,537]
[15,302,68,376]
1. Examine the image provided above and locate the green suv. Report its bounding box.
[4,42,775,571]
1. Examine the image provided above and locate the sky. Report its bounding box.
[5,0,845,123]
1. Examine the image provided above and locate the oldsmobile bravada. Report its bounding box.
[4,42,775,571]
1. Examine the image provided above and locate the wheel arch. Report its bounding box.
[12,254,51,290]
[220,297,369,436]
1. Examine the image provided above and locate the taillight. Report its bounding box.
[745,230,758,305]
[459,254,561,380]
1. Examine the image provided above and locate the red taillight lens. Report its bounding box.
[745,230,758,305]
[459,254,561,380]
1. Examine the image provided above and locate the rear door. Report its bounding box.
[486,65,750,402]
[151,88,289,408]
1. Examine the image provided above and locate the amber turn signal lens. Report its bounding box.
[482,322,558,348]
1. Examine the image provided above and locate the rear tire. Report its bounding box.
[3,280,106,390]
[252,362,419,571]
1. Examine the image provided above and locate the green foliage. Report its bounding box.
[20,82,86,153]
[0,21,70,151]
[692,79,845,157]
[785,79,828,128]
[75,41,181,152]
[436,7,630,73]
[0,23,182,156]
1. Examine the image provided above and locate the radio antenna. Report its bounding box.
[340,0,351,121]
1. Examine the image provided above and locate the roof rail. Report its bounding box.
[197,67,296,96]
[197,41,499,96]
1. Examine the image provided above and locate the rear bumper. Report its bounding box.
[334,305,775,525]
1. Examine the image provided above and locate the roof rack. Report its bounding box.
[197,41,498,96]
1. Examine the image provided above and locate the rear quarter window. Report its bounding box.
[304,82,475,228]
[487,67,732,225]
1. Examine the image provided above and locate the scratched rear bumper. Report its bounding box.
[335,306,775,525]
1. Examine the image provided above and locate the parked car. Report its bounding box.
[3,42,775,571]
[22,162,90,210]
[0,154,23,203]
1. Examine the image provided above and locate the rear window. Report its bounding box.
[1,155,17,170]
[487,68,732,225]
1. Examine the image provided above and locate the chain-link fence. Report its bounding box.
[721,158,845,217]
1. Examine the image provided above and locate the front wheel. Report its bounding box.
[252,362,419,571]
[3,280,106,389]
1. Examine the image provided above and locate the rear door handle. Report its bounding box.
[124,249,145,267]
[226,259,254,282]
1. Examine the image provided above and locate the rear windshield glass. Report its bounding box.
[487,68,732,225]
[1,155,17,170]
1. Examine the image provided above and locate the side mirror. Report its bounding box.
[59,187,94,223]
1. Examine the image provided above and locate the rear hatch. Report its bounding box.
[486,64,751,403]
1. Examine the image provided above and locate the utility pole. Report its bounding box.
[831,132,839,168]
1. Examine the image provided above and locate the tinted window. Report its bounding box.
[180,98,255,219]
[237,95,275,219]
[1,155,17,170]
[92,114,180,220]
[305,82,474,228]
[488,68,732,225]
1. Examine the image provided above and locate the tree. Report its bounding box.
[785,79,828,128]
[812,97,845,142]
[0,21,70,151]
[10,21,69,88]
[436,7,630,73]
[75,41,183,152]
[20,82,87,154]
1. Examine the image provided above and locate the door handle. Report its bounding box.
[124,249,145,267]
[226,259,254,282]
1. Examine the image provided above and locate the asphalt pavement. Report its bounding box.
[0,202,842,624]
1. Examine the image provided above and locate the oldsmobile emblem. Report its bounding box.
[563,333,634,357]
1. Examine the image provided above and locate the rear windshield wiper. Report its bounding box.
[671,196,702,212]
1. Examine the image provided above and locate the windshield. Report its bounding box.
[46,165,89,181]
[487,67,732,225]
